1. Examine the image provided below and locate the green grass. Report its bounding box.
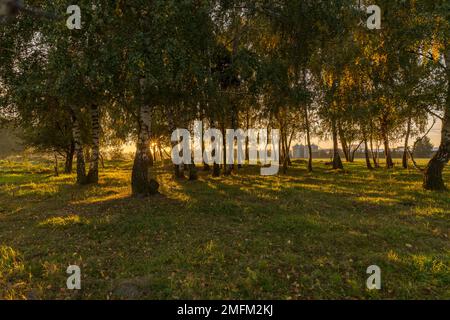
[0,158,448,299]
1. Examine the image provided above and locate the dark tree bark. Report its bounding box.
[70,109,87,185]
[423,141,449,191]
[369,122,380,168]
[407,147,423,172]
[201,120,210,171]
[54,152,59,177]
[223,123,232,176]
[212,122,221,177]
[99,152,105,169]
[168,116,185,179]
[188,162,198,180]
[305,106,313,172]
[370,143,379,168]
[338,122,350,162]
[363,130,373,170]
[175,164,184,178]
[206,117,220,176]
[349,141,363,162]
[364,141,373,170]
[332,119,344,170]
[402,116,412,169]
[157,142,164,163]
[87,104,100,184]
[424,59,450,190]
[212,163,221,177]
[381,118,394,169]
[280,127,288,173]
[245,109,250,163]
[281,128,294,174]
[383,136,394,169]
[152,143,157,163]
[223,22,241,174]
[302,70,313,172]
[131,104,159,196]
[227,104,239,173]
[64,139,75,174]
[287,131,294,166]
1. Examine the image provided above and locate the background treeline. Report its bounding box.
[0,0,449,195]
[291,136,436,161]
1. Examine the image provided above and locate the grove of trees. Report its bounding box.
[0,0,449,194]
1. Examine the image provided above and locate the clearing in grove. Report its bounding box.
[0,158,448,299]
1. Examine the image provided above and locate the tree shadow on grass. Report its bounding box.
[1,163,448,299]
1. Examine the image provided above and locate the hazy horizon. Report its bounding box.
[118,118,442,154]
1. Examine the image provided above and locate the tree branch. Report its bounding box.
[421,105,444,121]
[407,50,447,71]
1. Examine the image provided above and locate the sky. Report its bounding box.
[428,120,443,147]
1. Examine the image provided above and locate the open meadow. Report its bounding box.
[0,158,448,300]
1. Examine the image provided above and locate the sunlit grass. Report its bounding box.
[0,158,448,299]
[38,215,88,228]
[0,246,32,300]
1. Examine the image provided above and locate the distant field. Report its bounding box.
[0,159,448,299]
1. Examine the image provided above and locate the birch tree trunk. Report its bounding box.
[381,118,394,169]
[87,104,100,184]
[131,104,159,196]
[167,115,185,179]
[332,119,344,169]
[302,70,313,173]
[402,116,412,169]
[369,122,380,168]
[212,123,221,177]
[338,122,350,162]
[363,130,373,170]
[71,109,87,185]
[424,50,450,190]
[245,109,250,163]
[383,135,394,169]
[54,152,59,177]
[64,139,75,174]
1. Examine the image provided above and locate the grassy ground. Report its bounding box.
[0,158,448,300]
